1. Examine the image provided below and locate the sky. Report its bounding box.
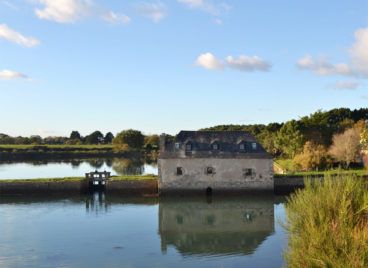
[0,0,367,137]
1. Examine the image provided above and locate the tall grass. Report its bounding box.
[285,175,368,267]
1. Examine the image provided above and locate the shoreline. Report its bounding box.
[1,174,366,196]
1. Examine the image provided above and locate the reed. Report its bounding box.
[285,174,368,267]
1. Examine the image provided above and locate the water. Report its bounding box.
[0,195,287,268]
[0,158,158,179]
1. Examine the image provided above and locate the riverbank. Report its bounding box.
[0,145,145,160]
[1,173,367,196]
[0,175,157,196]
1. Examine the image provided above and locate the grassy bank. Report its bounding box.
[284,175,368,267]
[0,144,143,161]
[0,144,114,150]
[0,175,158,183]
[275,169,368,178]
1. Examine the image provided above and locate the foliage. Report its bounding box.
[274,168,368,177]
[329,127,361,168]
[293,141,330,171]
[275,120,304,158]
[70,131,81,140]
[104,132,114,144]
[144,134,160,150]
[202,108,368,159]
[84,131,104,144]
[113,129,144,150]
[361,125,368,151]
[285,175,368,267]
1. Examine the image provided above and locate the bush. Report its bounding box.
[285,175,368,267]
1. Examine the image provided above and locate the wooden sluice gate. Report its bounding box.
[85,170,111,192]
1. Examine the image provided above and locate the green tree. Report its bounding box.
[84,131,104,144]
[104,132,114,144]
[113,129,144,150]
[70,131,81,140]
[30,135,42,145]
[275,120,304,158]
[144,134,160,150]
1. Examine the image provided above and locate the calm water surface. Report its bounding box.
[0,158,158,179]
[0,195,287,268]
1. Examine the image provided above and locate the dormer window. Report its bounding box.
[252,142,257,150]
[185,143,192,151]
[239,143,245,150]
[175,142,180,149]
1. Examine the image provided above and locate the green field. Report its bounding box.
[0,175,158,183]
[0,144,114,150]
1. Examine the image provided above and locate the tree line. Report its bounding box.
[0,130,160,151]
[202,108,368,170]
[1,107,367,169]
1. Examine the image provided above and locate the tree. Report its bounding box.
[70,131,81,140]
[113,129,144,150]
[84,131,104,144]
[104,132,114,144]
[144,134,160,150]
[293,141,330,171]
[30,135,42,144]
[329,127,361,168]
[275,120,304,158]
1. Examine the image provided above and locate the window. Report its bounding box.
[175,142,180,149]
[212,143,219,150]
[252,142,257,150]
[176,167,183,175]
[185,143,192,151]
[206,167,214,175]
[243,168,256,179]
[239,143,245,150]
[244,168,252,176]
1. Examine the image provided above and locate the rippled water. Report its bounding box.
[0,195,287,268]
[0,158,158,179]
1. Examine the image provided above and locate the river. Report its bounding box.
[0,158,158,179]
[0,195,287,267]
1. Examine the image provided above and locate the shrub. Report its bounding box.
[285,175,368,267]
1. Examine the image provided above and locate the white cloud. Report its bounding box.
[102,11,131,24]
[332,80,361,90]
[226,55,271,72]
[178,0,230,16]
[349,28,368,77]
[195,52,224,70]
[196,53,271,72]
[0,70,28,80]
[34,0,91,23]
[298,28,368,78]
[137,2,167,23]
[0,24,40,47]
[297,55,352,76]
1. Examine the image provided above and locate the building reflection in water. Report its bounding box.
[159,196,275,256]
[85,192,109,215]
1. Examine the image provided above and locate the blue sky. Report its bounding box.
[0,0,367,137]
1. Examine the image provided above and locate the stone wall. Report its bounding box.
[0,179,158,195]
[159,158,274,193]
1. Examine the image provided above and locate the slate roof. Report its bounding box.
[159,131,272,159]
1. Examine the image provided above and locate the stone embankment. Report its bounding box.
[0,179,158,196]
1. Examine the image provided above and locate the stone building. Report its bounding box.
[158,131,273,194]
